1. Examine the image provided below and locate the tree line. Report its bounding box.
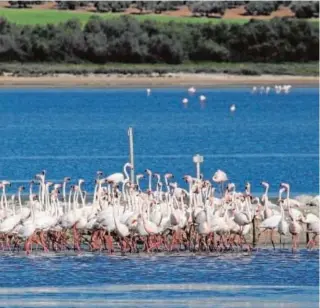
[0,16,318,64]
[7,1,320,18]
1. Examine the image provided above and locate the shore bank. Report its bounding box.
[0,73,318,88]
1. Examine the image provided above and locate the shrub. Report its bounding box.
[245,1,278,16]
[8,1,33,8]
[290,1,318,18]
[94,1,131,13]
[57,1,80,10]
[191,1,226,17]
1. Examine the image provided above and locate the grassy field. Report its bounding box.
[0,8,316,25]
[0,62,318,76]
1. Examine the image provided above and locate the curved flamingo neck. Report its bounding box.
[123,164,130,181]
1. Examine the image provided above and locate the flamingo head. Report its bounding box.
[280,183,290,191]
[278,187,286,202]
[41,170,46,175]
[145,169,152,175]
[35,173,44,181]
[126,163,134,170]
[78,178,85,185]
[136,174,144,180]
[212,169,228,183]
[2,180,11,187]
[153,173,160,180]
[96,170,103,176]
[164,173,174,179]
[18,186,25,191]
[30,193,38,201]
[64,177,71,182]
[227,183,235,192]
[183,175,193,183]
[260,181,269,188]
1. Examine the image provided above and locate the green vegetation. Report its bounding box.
[0,8,253,25]
[0,15,317,65]
[0,62,318,76]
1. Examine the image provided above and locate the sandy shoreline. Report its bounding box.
[0,73,318,88]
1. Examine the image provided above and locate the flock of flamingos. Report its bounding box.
[0,163,319,255]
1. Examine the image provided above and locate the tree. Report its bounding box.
[135,1,153,14]
[8,1,33,8]
[290,1,318,18]
[152,1,180,14]
[148,34,185,64]
[245,1,278,16]
[94,1,130,13]
[191,1,226,17]
[57,1,80,10]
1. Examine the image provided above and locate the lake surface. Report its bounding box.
[0,249,318,307]
[0,87,319,307]
[0,87,318,195]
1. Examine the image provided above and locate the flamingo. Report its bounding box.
[212,169,228,197]
[302,213,319,249]
[281,183,303,251]
[17,194,38,254]
[106,162,133,184]
[230,104,236,112]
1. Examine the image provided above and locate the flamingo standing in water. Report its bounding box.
[280,183,303,251]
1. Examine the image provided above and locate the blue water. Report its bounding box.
[0,87,319,307]
[0,250,318,307]
[0,87,318,196]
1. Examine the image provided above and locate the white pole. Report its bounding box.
[128,127,135,184]
[193,154,204,180]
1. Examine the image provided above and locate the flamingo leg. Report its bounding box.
[270,229,275,250]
